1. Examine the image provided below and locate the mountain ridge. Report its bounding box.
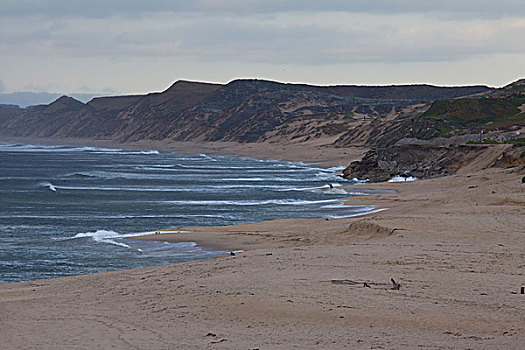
[0,78,502,144]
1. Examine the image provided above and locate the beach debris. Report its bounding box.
[265,252,273,256]
[521,286,524,294]
[331,279,360,285]
[391,278,401,290]
[330,278,402,290]
[206,332,217,337]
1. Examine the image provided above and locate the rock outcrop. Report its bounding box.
[342,145,487,181]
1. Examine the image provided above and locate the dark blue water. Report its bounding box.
[0,142,375,284]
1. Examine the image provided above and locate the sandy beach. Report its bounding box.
[0,139,524,349]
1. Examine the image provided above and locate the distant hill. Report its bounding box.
[0,104,23,125]
[0,92,109,108]
[0,79,492,143]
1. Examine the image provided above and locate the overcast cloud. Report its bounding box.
[2,1,525,19]
[0,1,524,95]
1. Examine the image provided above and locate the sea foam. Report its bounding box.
[0,143,160,155]
[388,175,418,182]
[160,199,344,206]
[71,229,190,250]
[39,182,57,192]
[72,230,132,249]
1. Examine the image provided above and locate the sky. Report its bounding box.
[1,0,524,96]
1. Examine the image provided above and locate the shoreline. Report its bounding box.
[1,137,524,348]
[0,136,367,168]
[0,136,378,254]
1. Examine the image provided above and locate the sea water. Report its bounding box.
[0,142,374,283]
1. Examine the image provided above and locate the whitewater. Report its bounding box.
[0,142,375,283]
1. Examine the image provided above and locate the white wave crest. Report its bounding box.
[173,164,311,172]
[161,199,343,206]
[387,175,418,182]
[0,143,160,155]
[199,153,218,162]
[278,183,359,195]
[72,230,131,248]
[70,229,190,249]
[349,178,368,184]
[39,182,57,192]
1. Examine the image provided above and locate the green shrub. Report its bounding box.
[421,98,525,130]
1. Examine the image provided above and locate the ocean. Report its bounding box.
[0,142,376,284]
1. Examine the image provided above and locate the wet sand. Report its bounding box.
[0,139,524,349]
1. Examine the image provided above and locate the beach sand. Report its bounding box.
[0,139,524,349]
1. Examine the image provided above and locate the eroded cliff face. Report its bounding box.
[0,79,491,144]
[340,80,525,181]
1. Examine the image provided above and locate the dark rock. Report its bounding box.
[342,144,485,181]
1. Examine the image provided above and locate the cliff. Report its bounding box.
[2,78,523,180]
[0,79,491,143]
[340,80,525,180]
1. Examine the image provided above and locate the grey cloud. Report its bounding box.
[0,79,5,93]
[2,11,524,66]
[1,0,524,19]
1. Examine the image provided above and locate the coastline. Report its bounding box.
[1,138,524,349]
[0,136,367,168]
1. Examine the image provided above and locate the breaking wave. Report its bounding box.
[70,229,190,250]
[160,199,344,206]
[0,143,159,155]
[71,230,133,249]
[39,182,57,192]
[388,175,418,182]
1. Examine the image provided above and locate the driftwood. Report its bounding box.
[331,279,361,285]
[331,278,402,290]
[391,278,401,290]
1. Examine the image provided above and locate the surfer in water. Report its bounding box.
[328,183,334,189]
